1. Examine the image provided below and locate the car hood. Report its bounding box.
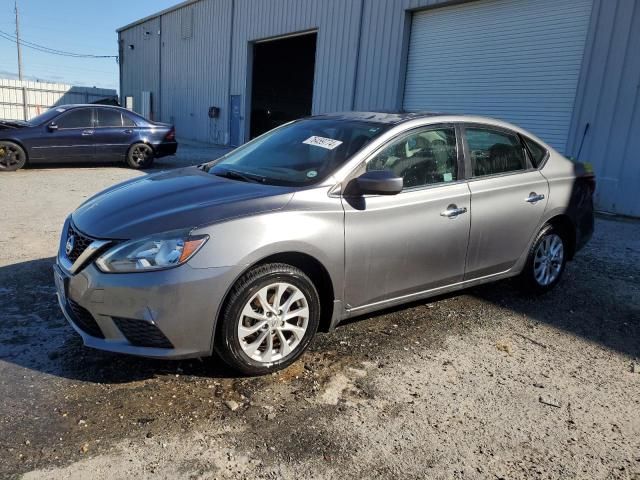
[0,119,31,130]
[72,167,295,239]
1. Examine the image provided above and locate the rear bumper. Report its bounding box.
[154,141,178,158]
[53,260,235,360]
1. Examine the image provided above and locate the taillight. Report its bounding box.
[165,128,175,141]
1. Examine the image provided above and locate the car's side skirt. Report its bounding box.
[341,267,521,322]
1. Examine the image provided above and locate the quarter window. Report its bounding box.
[522,136,547,168]
[466,127,527,177]
[96,109,123,127]
[56,109,93,129]
[367,127,458,189]
[122,114,136,127]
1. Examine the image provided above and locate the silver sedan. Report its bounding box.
[54,112,595,375]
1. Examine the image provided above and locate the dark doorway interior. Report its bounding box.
[250,33,317,139]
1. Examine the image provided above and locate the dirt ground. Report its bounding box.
[0,145,638,480]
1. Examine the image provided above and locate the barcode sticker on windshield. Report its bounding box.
[303,136,343,150]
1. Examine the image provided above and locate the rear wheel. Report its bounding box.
[215,263,320,375]
[0,141,27,171]
[126,143,154,169]
[519,224,567,293]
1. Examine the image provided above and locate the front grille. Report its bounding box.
[113,318,174,349]
[66,224,94,263]
[67,299,105,339]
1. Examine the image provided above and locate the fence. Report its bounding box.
[0,78,118,121]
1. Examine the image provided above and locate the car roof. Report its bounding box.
[310,111,552,149]
[53,104,135,113]
[311,111,445,125]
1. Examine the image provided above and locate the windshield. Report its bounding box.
[208,118,389,186]
[28,107,68,126]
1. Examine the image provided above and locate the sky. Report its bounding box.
[0,0,178,91]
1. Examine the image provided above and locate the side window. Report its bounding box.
[122,114,136,127]
[96,109,123,127]
[522,136,547,168]
[367,127,458,189]
[56,109,93,129]
[466,127,527,177]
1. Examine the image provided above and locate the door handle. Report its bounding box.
[123,129,133,134]
[525,192,545,203]
[440,205,468,218]
[81,130,94,136]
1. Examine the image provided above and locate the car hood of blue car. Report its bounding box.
[71,166,296,239]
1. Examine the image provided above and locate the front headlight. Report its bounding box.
[95,230,208,273]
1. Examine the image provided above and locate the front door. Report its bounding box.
[36,107,96,162]
[343,125,471,310]
[462,125,549,278]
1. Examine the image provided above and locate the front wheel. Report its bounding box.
[0,141,27,172]
[215,263,320,375]
[519,224,567,293]
[126,143,155,169]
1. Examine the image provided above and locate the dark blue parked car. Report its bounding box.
[0,104,177,171]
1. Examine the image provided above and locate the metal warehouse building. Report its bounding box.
[118,0,640,217]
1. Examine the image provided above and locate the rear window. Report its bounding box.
[465,127,527,177]
[96,109,123,127]
[122,114,136,127]
[522,136,548,168]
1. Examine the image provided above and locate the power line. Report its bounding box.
[0,29,118,59]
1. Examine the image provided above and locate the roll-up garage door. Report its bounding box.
[403,0,593,152]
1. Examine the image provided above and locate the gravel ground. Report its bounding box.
[0,146,638,479]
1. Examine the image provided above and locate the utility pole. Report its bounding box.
[14,0,23,80]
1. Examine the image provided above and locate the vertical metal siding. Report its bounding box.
[117,0,638,216]
[567,0,640,216]
[229,0,363,141]
[119,18,161,117]
[159,0,232,144]
[354,0,454,111]
[402,0,593,152]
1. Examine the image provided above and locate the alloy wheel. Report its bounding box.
[0,143,23,171]
[533,233,564,286]
[131,144,152,166]
[237,282,309,363]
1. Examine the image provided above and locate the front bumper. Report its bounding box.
[53,260,235,359]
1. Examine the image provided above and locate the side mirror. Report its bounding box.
[347,170,403,196]
[47,123,59,132]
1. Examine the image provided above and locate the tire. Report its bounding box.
[215,263,321,375]
[0,141,27,172]
[126,143,155,169]
[519,224,567,294]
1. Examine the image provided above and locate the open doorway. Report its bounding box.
[249,32,317,139]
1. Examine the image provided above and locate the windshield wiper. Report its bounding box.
[213,168,266,184]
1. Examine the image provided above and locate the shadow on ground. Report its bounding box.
[0,257,237,384]
[1,215,638,388]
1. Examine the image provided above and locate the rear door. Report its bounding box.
[93,108,135,161]
[37,108,95,162]
[343,124,471,310]
[462,124,549,279]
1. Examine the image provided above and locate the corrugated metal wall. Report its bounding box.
[402,0,593,152]
[567,0,640,217]
[118,16,161,119]
[159,0,232,144]
[0,79,116,121]
[230,0,364,142]
[118,0,638,215]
